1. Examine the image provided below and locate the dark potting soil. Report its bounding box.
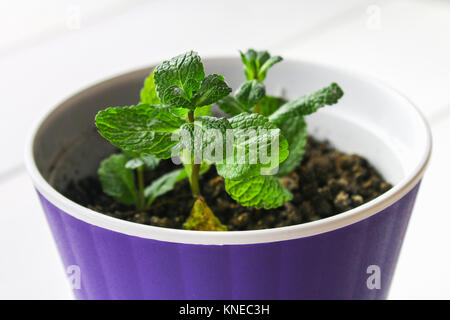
[63,137,392,231]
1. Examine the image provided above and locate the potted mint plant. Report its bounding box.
[26,50,431,299]
[93,51,349,231]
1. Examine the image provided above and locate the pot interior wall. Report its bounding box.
[33,58,426,193]
[33,68,148,191]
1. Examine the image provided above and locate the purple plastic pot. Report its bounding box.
[25,58,431,299]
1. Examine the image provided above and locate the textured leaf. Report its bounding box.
[258,56,283,81]
[225,175,292,209]
[153,51,205,108]
[125,154,160,170]
[183,197,227,231]
[270,83,344,121]
[259,96,286,116]
[160,85,194,109]
[216,96,246,116]
[275,117,308,177]
[194,105,212,117]
[240,49,282,81]
[192,74,232,107]
[95,104,186,159]
[255,50,271,67]
[235,80,265,109]
[98,154,137,206]
[215,113,289,180]
[140,71,161,105]
[240,49,257,80]
[144,169,186,206]
[144,162,210,206]
[241,49,257,63]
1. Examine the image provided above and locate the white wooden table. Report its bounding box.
[1,0,449,299]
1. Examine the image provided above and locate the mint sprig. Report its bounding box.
[240,49,283,82]
[95,49,344,230]
[217,49,282,116]
[153,51,231,110]
[215,49,344,207]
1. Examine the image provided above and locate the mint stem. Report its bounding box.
[254,101,262,114]
[187,110,201,198]
[188,109,195,122]
[137,166,145,210]
[190,164,201,197]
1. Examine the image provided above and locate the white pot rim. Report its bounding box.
[25,57,432,245]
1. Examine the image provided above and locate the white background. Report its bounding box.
[0,0,449,299]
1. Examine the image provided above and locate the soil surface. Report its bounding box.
[63,137,392,231]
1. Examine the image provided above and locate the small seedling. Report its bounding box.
[95,50,344,231]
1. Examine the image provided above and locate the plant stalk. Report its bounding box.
[190,163,201,198]
[188,109,195,122]
[187,110,201,198]
[137,166,145,210]
[254,102,261,114]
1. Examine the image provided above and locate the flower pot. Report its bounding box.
[25,57,431,299]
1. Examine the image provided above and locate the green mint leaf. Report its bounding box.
[241,49,257,63]
[153,51,205,109]
[240,49,282,81]
[275,117,307,177]
[191,74,232,107]
[235,80,265,109]
[144,162,210,206]
[183,197,227,231]
[98,154,138,206]
[215,113,289,180]
[240,49,257,80]
[225,175,292,209]
[216,96,246,116]
[144,169,186,206]
[140,71,161,105]
[259,96,286,116]
[160,86,194,109]
[95,104,186,159]
[125,154,160,170]
[255,50,270,67]
[257,56,282,81]
[194,105,212,117]
[270,83,344,121]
